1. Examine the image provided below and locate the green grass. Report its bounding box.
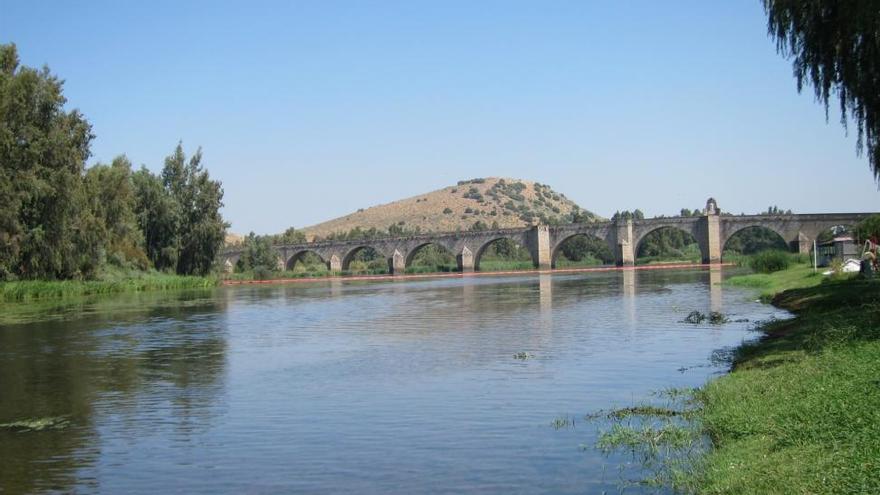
[690,276,880,494]
[226,270,337,281]
[635,254,702,266]
[404,264,459,274]
[0,270,218,302]
[746,249,792,273]
[725,263,826,301]
[589,268,880,493]
[554,255,608,268]
[477,260,536,272]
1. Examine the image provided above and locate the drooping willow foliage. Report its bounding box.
[763,0,880,181]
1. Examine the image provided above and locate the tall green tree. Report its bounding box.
[764,0,880,180]
[133,167,179,271]
[161,144,227,276]
[84,156,148,269]
[235,232,279,272]
[0,43,97,279]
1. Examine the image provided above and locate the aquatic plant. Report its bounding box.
[683,311,706,324]
[0,273,218,302]
[587,390,707,492]
[708,312,729,324]
[550,416,575,430]
[682,311,730,325]
[0,416,71,432]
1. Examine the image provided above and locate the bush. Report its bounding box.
[749,250,791,273]
[253,266,273,280]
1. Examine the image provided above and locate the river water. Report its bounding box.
[0,268,786,494]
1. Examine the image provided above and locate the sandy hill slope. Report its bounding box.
[299,177,602,240]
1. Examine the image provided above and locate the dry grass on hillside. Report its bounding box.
[299,177,601,240]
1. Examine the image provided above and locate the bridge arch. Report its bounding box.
[633,224,706,264]
[285,250,327,271]
[404,242,459,273]
[551,233,615,268]
[474,236,535,271]
[721,225,789,257]
[222,254,241,273]
[341,245,389,272]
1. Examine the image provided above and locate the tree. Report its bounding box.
[0,43,227,280]
[0,43,97,280]
[855,214,880,243]
[276,227,306,244]
[84,156,148,269]
[560,235,614,264]
[763,1,880,180]
[235,232,278,272]
[133,167,179,271]
[161,144,227,275]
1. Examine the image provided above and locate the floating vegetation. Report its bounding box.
[0,416,71,432]
[682,311,731,325]
[585,388,706,492]
[513,351,534,360]
[550,416,575,430]
[652,387,697,401]
[708,312,729,324]
[683,311,706,324]
[596,421,701,454]
[606,406,685,420]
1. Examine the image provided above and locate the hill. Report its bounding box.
[299,177,601,241]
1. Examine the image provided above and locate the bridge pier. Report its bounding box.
[796,232,812,255]
[615,218,634,266]
[531,225,552,270]
[457,246,475,272]
[701,209,722,264]
[390,250,406,275]
[328,254,342,272]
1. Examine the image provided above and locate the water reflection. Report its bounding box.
[710,266,723,314]
[622,269,637,330]
[0,269,784,494]
[0,290,228,494]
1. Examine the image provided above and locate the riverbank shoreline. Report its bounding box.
[0,273,218,303]
[691,267,880,493]
[222,262,738,286]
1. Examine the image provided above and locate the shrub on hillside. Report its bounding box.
[748,250,791,273]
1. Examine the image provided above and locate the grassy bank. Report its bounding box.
[592,261,878,493]
[693,274,880,494]
[724,263,825,301]
[0,270,218,303]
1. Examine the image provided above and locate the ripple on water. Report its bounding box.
[0,269,789,494]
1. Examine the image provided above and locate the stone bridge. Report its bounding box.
[220,199,876,274]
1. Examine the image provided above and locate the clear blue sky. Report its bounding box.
[3,1,877,234]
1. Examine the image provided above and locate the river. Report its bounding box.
[0,268,786,494]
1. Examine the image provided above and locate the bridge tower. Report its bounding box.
[701,197,722,264]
